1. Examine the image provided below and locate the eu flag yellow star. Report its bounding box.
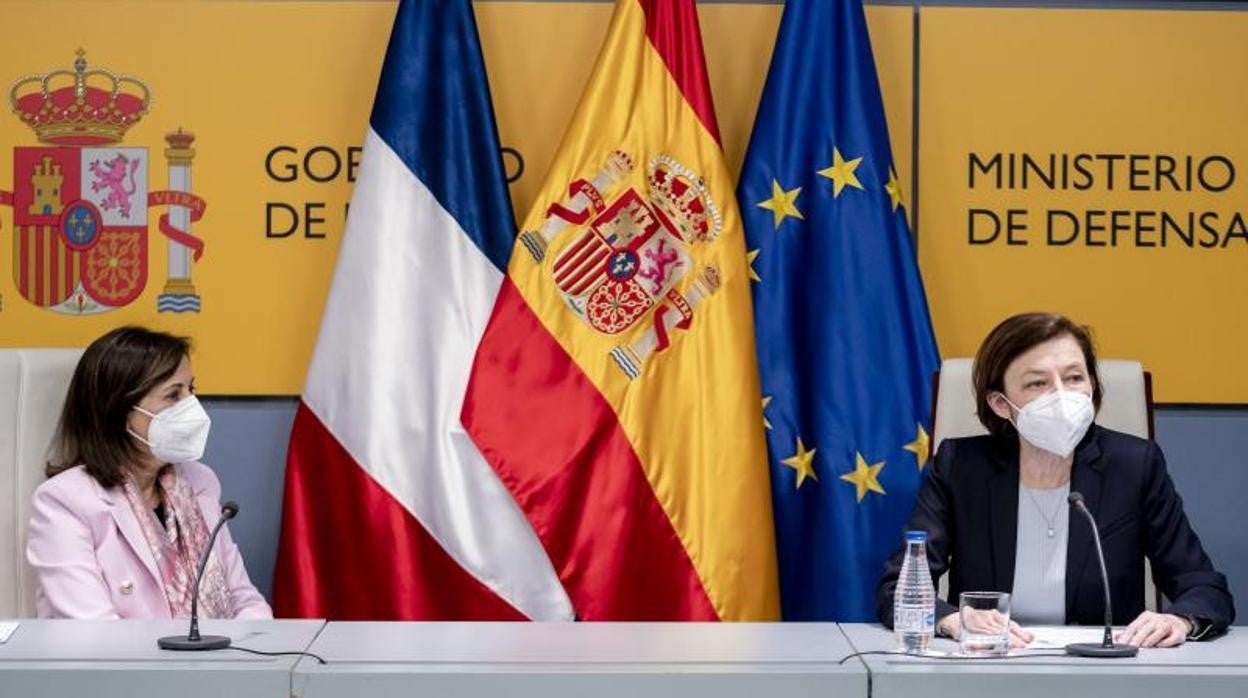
[756,179,804,229]
[840,452,886,502]
[817,147,865,197]
[903,424,931,470]
[747,248,761,282]
[761,395,773,430]
[885,167,904,211]
[781,436,817,489]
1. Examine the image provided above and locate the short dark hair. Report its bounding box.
[48,326,191,488]
[972,312,1102,437]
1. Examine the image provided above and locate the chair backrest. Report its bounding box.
[929,357,1159,612]
[0,349,82,618]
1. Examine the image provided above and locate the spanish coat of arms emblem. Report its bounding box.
[520,150,724,380]
[1,50,206,314]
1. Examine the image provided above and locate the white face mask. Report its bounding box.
[128,394,212,464]
[1001,389,1094,457]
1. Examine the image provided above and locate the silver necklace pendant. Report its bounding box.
[1025,486,1064,541]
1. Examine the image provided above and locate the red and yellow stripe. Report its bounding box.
[15,225,79,308]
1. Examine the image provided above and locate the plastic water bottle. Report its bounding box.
[893,529,935,654]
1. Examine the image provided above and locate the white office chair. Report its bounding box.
[930,358,1160,612]
[0,349,83,618]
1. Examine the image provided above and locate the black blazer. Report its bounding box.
[876,425,1234,636]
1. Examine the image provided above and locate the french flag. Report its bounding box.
[272,0,573,621]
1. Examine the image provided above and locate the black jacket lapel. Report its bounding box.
[988,439,1019,592]
[1065,427,1105,620]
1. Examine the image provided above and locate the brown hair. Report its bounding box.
[48,326,191,488]
[972,312,1102,437]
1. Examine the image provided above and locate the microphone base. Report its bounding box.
[157,634,231,651]
[1065,642,1138,658]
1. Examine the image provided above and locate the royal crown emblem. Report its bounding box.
[11,50,151,146]
[1,50,207,314]
[520,150,723,380]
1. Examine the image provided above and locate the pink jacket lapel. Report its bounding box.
[98,484,164,587]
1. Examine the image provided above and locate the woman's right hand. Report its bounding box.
[937,612,961,639]
[937,610,1035,648]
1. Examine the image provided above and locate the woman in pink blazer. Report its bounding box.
[27,327,271,619]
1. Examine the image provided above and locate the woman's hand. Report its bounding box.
[1117,611,1191,648]
[937,612,961,639]
[938,610,1034,648]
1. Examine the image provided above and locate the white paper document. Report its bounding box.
[1025,625,1115,649]
[0,620,19,644]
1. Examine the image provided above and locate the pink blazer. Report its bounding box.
[26,462,272,619]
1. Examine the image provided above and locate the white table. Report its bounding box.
[7,620,1244,698]
[292,622,868,698]
[0,619,326,698]
[840,623,1248,698]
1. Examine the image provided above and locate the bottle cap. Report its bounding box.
[904,530,927,542]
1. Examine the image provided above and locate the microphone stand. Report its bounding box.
[1065,493,1138,658]
[158,502,238,651]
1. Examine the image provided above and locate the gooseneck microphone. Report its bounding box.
[158,501,239,651]
[1065,492,1138,658]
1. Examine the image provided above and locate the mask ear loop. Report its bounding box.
[990,391,1024,432]
[992,391,1023,415]
[128,405,157,449]
[997,393,1023,413]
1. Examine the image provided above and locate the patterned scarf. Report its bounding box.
[122,466,235,618]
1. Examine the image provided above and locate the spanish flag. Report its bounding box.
[463,0,779,620]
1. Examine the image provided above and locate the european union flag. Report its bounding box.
[739,0,940,621]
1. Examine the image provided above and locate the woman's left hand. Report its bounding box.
[1116,611,1191,648]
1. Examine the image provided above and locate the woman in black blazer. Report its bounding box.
[876,313,1234,647]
